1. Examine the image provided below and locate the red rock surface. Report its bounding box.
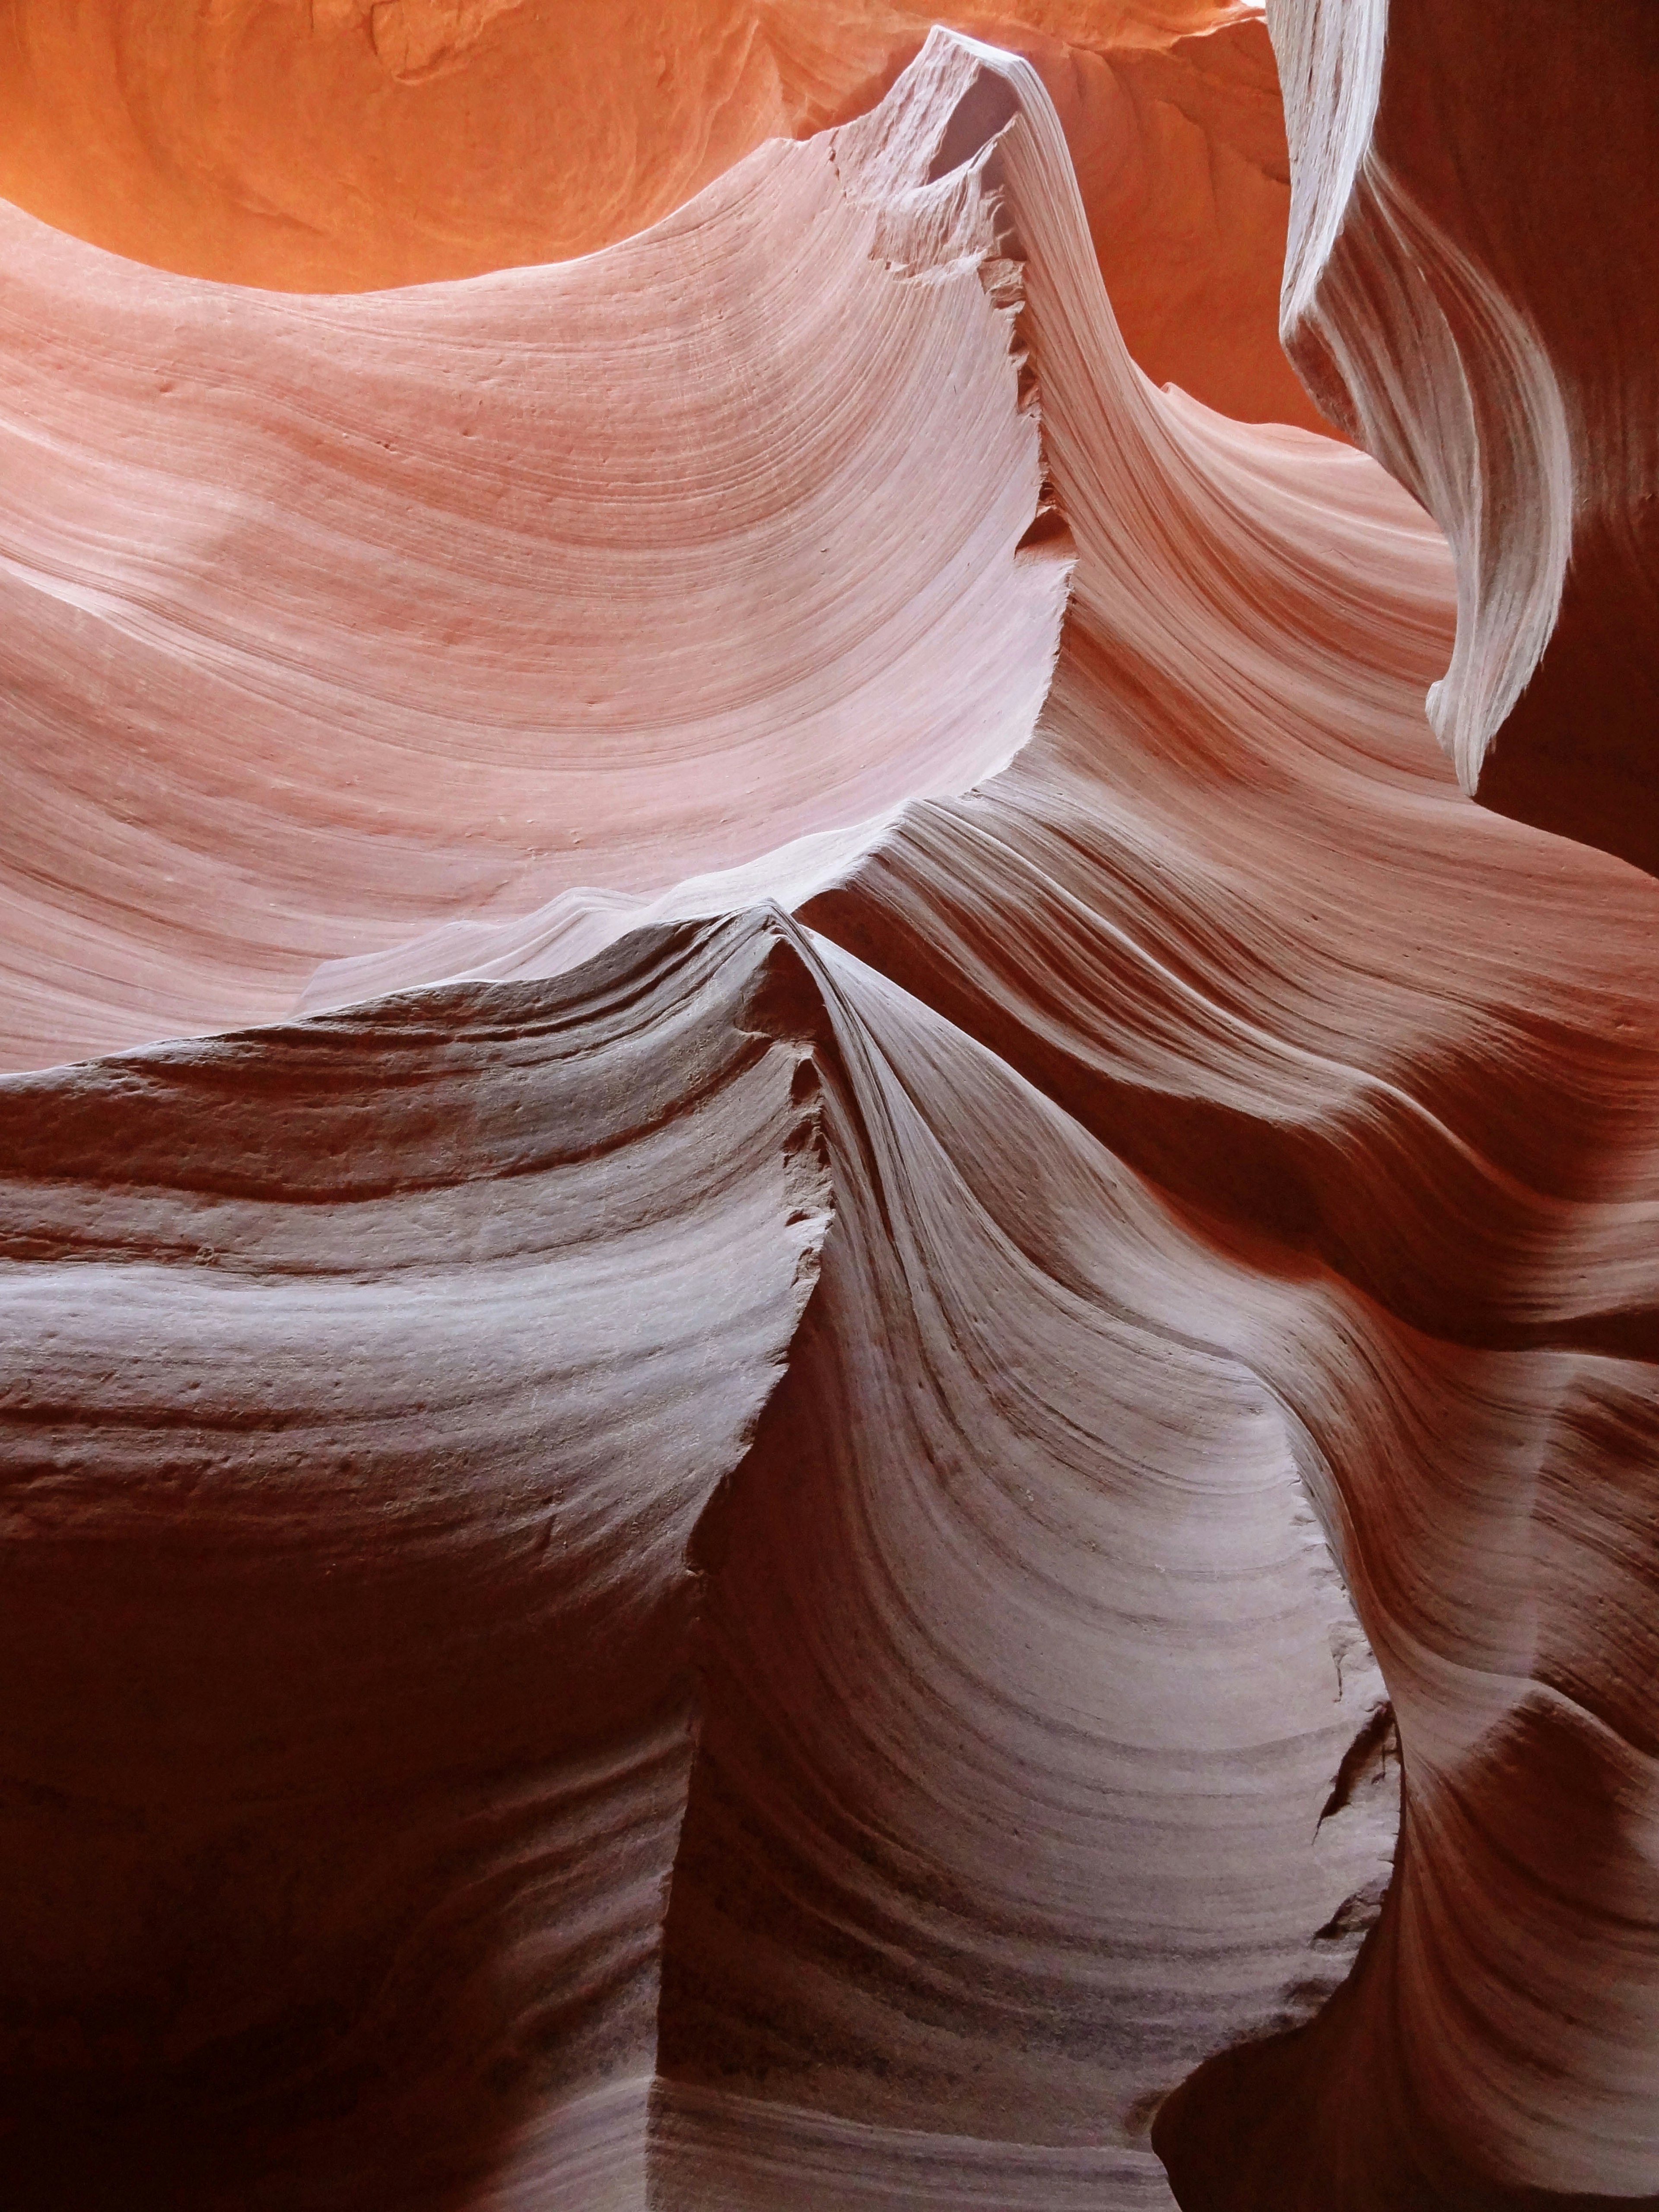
[1268,0,1659,876]
[0,0,1328,430]
[0,137,1067,1069]
[1152,6,1659,2202]
[0,14,1653,2212]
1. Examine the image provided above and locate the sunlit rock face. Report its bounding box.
[0,12,1653,2212]
[0,0,1326,429]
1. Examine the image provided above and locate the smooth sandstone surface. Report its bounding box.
[0,126,1066,1069]
[1147,7,1659,2201]
[0,0,1330,430]
[0,15,1655,2212]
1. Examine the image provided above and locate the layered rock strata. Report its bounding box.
[0,20,1654,2212]
[0,0,1327,429]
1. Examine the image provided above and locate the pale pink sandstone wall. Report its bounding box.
[0,13,1654,2212]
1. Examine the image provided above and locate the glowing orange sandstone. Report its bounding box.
[0,0,1326,429]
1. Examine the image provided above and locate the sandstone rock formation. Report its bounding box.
[0,11,1653,2212]
[1269,0,1659,876]
[1152,6,1659,2203]
[0,0,1327,429]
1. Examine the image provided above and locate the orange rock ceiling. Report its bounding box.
[0,0,1328,429]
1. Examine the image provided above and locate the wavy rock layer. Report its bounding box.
[1147,7,1659,2202]
[1,22,1656,2212]
[1268,0,1659,874]
[0,916,828,2205]
[0,114,1065,1070]
[0,0,1330,430]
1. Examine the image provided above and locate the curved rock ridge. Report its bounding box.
[0,914,830,2205]
[0,84,1067,1073]
[0,905,1393,2209]
[0,4,1359,1061]
[0,1,1326,432]
[799,33,1659,2212]
[1,21,1657,2212]
[1266,0,1659,876]
[790,37,1659,2212]
[655,922,1398,2206]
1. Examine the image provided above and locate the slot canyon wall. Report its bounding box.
[0,5,1654,2209]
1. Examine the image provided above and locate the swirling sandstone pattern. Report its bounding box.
[1268,0,1659,876]
[0,0,1329,430]
[0,124,1069,1071]
[0,16,1653,2212]
[1152,7,1659,2204]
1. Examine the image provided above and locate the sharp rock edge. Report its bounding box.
[0,22,1656,2212]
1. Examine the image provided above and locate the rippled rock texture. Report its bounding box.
[1,9,1655,2211]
